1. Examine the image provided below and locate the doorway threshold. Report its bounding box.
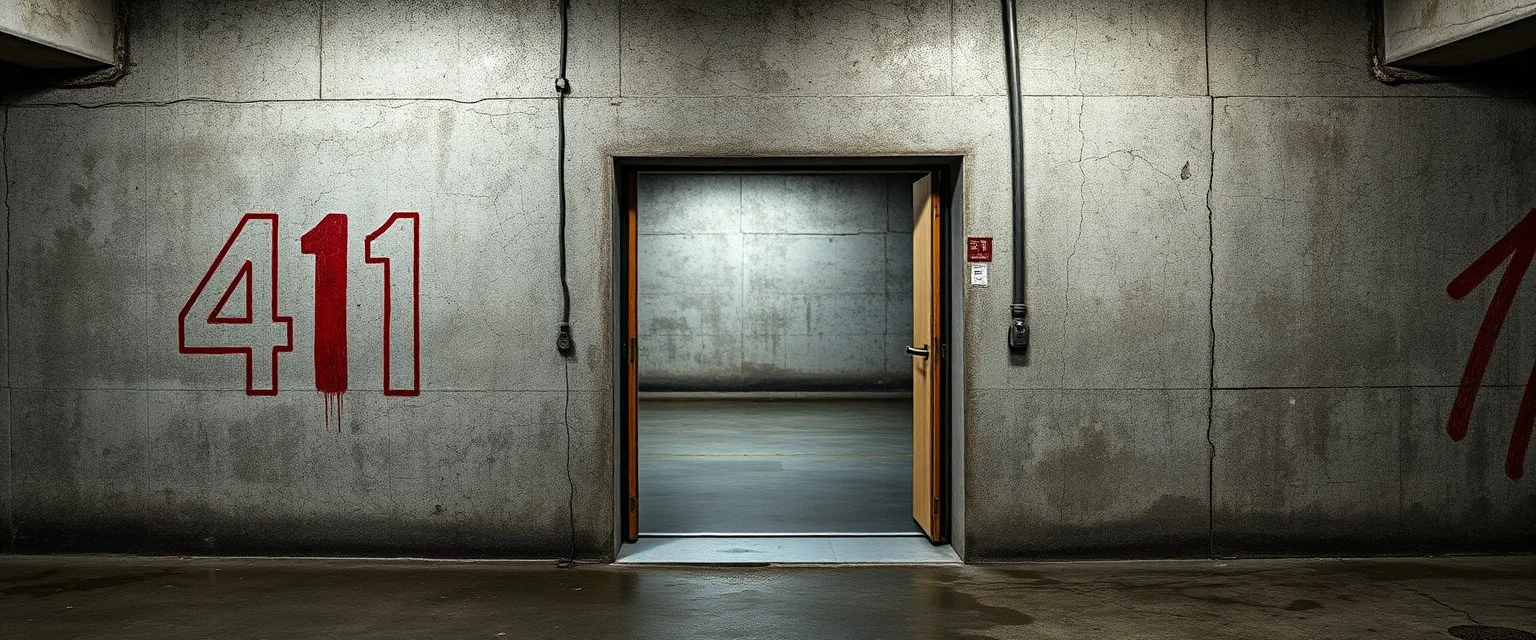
[615,536,961,565]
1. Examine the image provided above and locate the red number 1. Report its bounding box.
[1447,208,1536,480]
[301,214,349,425]
[366,213,422,396]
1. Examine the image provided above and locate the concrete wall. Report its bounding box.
[637,173,916,392]
[2,0,1532,560]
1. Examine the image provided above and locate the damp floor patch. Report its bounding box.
[615,536,961,564]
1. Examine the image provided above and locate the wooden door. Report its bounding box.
[624,171,640,542]
[909,173,942,541]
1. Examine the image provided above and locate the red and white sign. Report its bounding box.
[967,237,993,262]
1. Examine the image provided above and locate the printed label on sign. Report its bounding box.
[970,263,989,287]
[967,237,993,262]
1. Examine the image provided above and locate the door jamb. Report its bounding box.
[611,156,964,554]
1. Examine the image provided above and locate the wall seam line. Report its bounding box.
[1204,0,1217,562]
[947,0,956,97]
[317,0,325,99]
[616,0,624,98]
[0,384,1514,393]
[7,93,1522,110]
[967,385,1532,391]
[2,105,12,552]
[737,176,745,379]
[137,106,149,553]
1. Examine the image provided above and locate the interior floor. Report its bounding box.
[638,398,918,534]
[5,555,1532,639]
[617,536,959,564]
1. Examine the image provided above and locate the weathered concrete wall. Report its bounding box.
[1,0,1532,560]
[0,0,114,67]
[1210,95,1536,554]
[1384,0,1536,66]
[637,173,916,392]
[1,107,9,554]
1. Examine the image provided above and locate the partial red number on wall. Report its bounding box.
[178,213,294,395]
[366,213,422,397]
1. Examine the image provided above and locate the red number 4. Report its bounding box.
[178,214,293,395]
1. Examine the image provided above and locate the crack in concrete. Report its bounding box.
[1063,97,1088,390]
[1386,3,1536,38]
[1402,584,1485,626]
[1072,149,1182,184]
[1204,0,1217,561]
[2,105,11,552]
[6,94,1516,113]
[317,0,325,99]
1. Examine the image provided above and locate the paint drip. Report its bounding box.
[323,391,345,432]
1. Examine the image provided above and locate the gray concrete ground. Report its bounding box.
[0,555,1533,639]
[639,399,914,533]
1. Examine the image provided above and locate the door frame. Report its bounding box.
[610,156,966,553]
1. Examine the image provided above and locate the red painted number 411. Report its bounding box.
[178,212,421,401]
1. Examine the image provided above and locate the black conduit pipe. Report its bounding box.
[554,0,575,358]
[1000,0,1031,355]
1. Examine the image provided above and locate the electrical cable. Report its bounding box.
[1000,0,1031,356]
[554,0,577,570]
[555,0,574,356]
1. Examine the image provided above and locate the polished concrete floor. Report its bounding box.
[617,535,961,564]
[638,398,916,534]
[1,555,1533,638]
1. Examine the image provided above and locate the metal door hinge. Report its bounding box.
[629,496,639,513]
[932,498,941,515]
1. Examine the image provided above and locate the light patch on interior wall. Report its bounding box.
[635,172,923,392]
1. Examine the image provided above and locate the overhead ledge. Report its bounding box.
[0,0,115,69]
[1383,0,1536,66]
[1384,0,1536,67]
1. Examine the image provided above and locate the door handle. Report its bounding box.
[906,345,930,359]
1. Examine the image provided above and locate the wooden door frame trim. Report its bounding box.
[611,156,965,554]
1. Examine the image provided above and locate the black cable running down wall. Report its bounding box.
[554,0,575,358]
[1000,0,1031,356]
[554,0,577,570]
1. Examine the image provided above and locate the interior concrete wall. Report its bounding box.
[637,173,916,392]
[1,0,1532,560]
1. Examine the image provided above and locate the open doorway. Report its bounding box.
[614,159,959,564]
